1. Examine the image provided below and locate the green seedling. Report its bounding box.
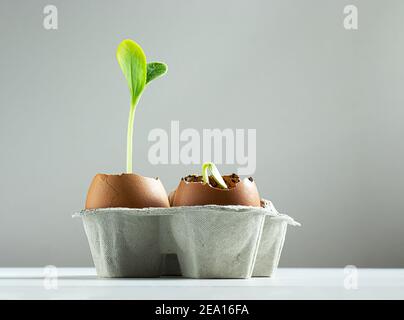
[116,39,167,173]
[202,162,228,189]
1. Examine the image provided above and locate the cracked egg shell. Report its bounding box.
[171,175,261,207]
[85,173,170,209]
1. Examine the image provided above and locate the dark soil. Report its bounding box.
[183,173,241,189]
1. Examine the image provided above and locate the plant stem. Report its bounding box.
[126,103,136,173]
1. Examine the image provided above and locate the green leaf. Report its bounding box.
[146,62,168,84]
[202,162,228,189]
[116,39,147,107]
[116,39,168,173]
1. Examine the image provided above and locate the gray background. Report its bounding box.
[0,0,403,267]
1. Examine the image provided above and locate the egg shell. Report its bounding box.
[85,173,170,209]
[172,177,261,207]
[168,190,176,206]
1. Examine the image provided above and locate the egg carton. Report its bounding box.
[73,200,300,279]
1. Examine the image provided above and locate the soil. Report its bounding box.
[183,173,244,189]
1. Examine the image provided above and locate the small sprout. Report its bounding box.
[116,39,167,173]
[202,162,228,189]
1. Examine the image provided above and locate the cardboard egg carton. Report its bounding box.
[73,200,300,278]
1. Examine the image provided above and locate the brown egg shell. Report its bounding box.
[168,190,176,207]
[172,177,261,207]
[85,173,170,209]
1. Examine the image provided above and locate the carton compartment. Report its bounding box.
[74,201,299,278]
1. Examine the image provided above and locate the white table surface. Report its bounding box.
[0,268,403,300]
